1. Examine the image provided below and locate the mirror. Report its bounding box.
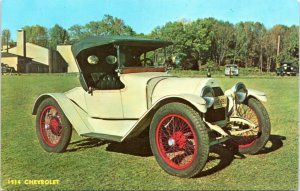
[105,55,117,65]
[87,55,99,65]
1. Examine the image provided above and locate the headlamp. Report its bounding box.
[201,86,215,108]
[231,82,247,103]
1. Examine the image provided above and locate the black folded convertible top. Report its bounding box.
[71,36,173,57]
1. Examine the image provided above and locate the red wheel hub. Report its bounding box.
[49,117,60,135]
[172,131,187,149]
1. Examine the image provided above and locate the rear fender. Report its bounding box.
[32,93,92,135]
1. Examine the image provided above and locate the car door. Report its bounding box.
[84,90,123,119]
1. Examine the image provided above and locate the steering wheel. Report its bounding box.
[140,58,154,67]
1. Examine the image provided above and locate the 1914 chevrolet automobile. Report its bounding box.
[32,36,271,178]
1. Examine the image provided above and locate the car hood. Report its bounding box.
[150,77,220,102]
[119,72,172,88]
[119,72,221,105]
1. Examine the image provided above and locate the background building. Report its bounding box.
[1,52,49,73]
[57,45,78,73]
[1,30,77,73]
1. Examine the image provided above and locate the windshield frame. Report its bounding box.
[116,45,168,69]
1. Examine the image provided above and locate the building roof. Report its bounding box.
[1,52,32,59]
[71,36,173,57]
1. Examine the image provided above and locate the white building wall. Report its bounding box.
[57,45,78,73]
[9,43,49,65]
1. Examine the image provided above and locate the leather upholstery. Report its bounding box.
[91,73,125,90]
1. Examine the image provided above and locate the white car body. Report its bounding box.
[33,71,266,143]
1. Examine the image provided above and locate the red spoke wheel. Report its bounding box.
[39,106,63,147]
[231,98,271,154]
[36,98,72,153]
[150,103,209,178]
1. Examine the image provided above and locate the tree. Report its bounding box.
[281,25,298,66]
[22,25,48,47]
[150,19,213,70]
[99,14,135,36]
[1,29,11,50]
[185,19,212,69]
[49,24,69,49]
[233,22,264,68]
[210,20,235,66]
[253,22,267,72]
[151,21,187,54]
[68,24,87,43]
[150,21,192,69]
[260,25,289,72]
[68,14,136,43]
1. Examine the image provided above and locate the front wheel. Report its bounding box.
[149,103,209,178]
[230,98,271,154]
[36,98,72,153]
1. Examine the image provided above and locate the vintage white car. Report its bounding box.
[225,64,239,76]
[32,36,271,178]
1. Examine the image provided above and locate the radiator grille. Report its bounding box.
[205,87,226,122]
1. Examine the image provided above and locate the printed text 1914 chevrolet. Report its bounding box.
[32,36,271,178]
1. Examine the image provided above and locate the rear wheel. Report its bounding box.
[230,98,271,154]
[149,103,209,178]
[36,98,72,153]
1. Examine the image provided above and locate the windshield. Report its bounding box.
[119,45,167,68]
[226,65,238,69]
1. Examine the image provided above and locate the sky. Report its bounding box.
[1,0,299,40]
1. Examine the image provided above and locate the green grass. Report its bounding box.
[171,69,279,78]
[1,73,298,190]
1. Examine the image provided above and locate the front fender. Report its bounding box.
[225,87,267,103]
[152,94,207,113]
[32,93,92,135]
[122,94,207,140]
[247,89,267,102]
[225,88,267,115]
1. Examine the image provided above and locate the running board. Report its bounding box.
[81,133,122,142]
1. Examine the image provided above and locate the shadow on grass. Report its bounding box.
[106,137,152,157]
[65,134,285,176]
[66,138,108,152]
[255,134,286,155]
[197,145,235,177]
[197,134,285,177]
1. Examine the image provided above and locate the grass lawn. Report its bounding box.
[1,73,298,190]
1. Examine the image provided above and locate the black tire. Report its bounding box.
[149,102,209,178]
[232,98,271,154]
[36,98,72,153]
